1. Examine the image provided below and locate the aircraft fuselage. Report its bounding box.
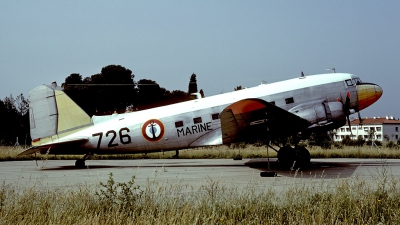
[42,73,381,155]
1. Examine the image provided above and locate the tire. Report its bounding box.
[260,171,277,177]
[75,159,85,168]
[295,146,311,168]
[277,146,295,168]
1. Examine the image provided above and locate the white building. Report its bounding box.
[333,116,400,142]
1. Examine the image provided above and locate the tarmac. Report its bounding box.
[1,158,399,193]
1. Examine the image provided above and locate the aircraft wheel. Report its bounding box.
[260,171,277,177]
[295,146,311,167]
[75,159,85,168]
[277,146,295,168]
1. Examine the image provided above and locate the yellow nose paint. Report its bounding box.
[357,84,383,111]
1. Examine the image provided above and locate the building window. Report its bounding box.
[377,135,382,140]
[364,135,368,139]
[340,128,345,132]
[346,128,350,132]
[396,127,399,132]
[211,113,219,120]
[175,121,183,128]
[352,127,356,130]
[358,126,362,130]
[285,97,294,104]
[396,135,399,139]
[193,117,202,124]
[364,127,369,131]
[377,127,381,132]
[269,101,276,105]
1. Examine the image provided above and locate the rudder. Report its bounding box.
[29,82,92,145]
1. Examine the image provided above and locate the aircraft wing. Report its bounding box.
[220,98,310,144]
[18,137,89,156]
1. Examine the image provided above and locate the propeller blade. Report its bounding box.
[345,92,351,114]
[347,115,353,136]
[342,92,353,135]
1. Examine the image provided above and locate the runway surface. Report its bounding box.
[1,158,399,192]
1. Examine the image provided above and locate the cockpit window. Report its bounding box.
[345,79,354,86]
[352,77,362,84]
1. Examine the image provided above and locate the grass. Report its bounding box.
[1,167,400,224]
[1,144,400,161]
[2,144,400,223]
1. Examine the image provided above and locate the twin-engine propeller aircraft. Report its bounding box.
[19,73,382,169]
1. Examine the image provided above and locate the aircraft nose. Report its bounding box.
[357,83,383,111]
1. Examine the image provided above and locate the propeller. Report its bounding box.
[358,111,363,127]
[344,92,353,136]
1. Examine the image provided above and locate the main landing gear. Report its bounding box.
[277,145,311,169]
[75,153,93,168]
[172,150,179,158]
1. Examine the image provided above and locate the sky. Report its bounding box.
[1,1,399,117]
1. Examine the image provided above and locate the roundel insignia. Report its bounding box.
[142,119,165,142]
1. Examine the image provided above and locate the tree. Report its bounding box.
[15,94,29,116]
[137,79,163,108]
[188,73,198,94]
[199,89,205,98]
[234,86,242,91]
[0,94,30,145]
[63,65,137,116]
[136,79,191,110]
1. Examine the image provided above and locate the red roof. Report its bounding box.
[347,117,400,125]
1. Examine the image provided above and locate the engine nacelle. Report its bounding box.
[289,100,346,130]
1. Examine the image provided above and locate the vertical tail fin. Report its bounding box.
[29,82,92,145]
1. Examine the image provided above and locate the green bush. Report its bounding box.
[320,140,332,149]
[366,140,382,146]
[95,173,142,211]
[333,142,343,149]
[386,141,399,149]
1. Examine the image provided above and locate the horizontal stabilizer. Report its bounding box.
[18,137,89,156]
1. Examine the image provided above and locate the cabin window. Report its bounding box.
[211,113,219,120]
[345,79,354,86]
[175,121,184,128]
[285,97,294,104]
[269,101,276,105]
[193,117,202,124]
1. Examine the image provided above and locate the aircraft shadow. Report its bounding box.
[39,163,248,171]
[245,159,363,178]
[38,158,373,179]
